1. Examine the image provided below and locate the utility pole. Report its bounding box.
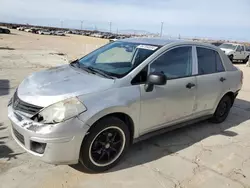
[160,22,164,37]
[110,22,112,33]
[80,20,83,30]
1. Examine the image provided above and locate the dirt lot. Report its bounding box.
[1,29,250,188]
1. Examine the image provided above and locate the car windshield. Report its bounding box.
[75,41,159,78]
[219,43,237,50]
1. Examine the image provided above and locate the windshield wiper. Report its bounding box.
[70,59,80,68]
[70,60,94,74]
[87,66,114,79]
[70,60,114,79]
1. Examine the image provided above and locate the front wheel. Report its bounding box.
[243,56,249,64]
[228,55,234,62]
[79,117,130,173]
[210,95,232,123]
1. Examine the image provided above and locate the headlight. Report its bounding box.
[35,97,87,124]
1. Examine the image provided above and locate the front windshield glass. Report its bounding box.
[76,41,159,78]
[219,43,237,50]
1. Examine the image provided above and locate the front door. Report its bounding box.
[139,46,196,134]
[235,45,244,60]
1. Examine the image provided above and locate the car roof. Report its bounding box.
[223,42,240,46]
[120,37,181,46]
[120,37,218,48]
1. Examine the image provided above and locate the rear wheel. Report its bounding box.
[79,117,130,173]
[210,95,232,123]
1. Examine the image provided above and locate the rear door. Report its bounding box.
[194,47,227,116]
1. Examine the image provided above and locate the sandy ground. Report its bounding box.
[1,29,250,188]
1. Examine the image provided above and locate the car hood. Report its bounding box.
[220,48,233,54]
[17,65,115,107]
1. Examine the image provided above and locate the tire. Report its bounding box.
[243,56,249,64]
[4,29,10,34]
[210,95,232,123]
[79,117,130,173]
[228,55,234,62]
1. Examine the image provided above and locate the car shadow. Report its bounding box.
[0,123,23,160]
[0,79,10,96]
[71,98,250,174]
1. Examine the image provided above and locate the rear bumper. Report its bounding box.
[8,105,88,165]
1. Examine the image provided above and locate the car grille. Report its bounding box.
[13,127,25,145]
[12,92,43,116]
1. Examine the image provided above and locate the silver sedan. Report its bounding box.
[8,38,243,172]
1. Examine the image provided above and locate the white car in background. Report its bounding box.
[17,27,25,31]
[219,43,250,63]
[24,28,32,32]
[53,31,65,36]
[38,30,52,35]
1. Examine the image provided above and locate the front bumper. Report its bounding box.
[8,105,89,165]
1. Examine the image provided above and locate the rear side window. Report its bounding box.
[215,52,225,72]
[197,47,225,75]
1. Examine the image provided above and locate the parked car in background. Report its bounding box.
[109,38,118,42]
[91,33,103,38]
[211,42,223,47]
[219,43,250,63]
[0,27,11,34]
[83,32,91,36]
[24,28,33,32]
[8,38,242,173]
[38,30,52,35]
[17,27,25,31]
[7,25,18,29]
[30,28,40,34]
[53,31,65,36]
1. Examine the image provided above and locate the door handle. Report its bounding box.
[220,77,226,82]
[186,83,195,89]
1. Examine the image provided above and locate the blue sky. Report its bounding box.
[1,0,250,41]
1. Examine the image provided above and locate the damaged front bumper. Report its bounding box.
[8,105,89,165]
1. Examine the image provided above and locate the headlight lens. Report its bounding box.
[37,97,86,124]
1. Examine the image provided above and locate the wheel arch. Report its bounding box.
[85,111,135,144]
[213,91,236,114]
[98,113,135,144]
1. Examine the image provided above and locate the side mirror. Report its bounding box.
[144,72,167,92]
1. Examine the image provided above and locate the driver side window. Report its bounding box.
[236,45,243,52]
[150,46,192,79]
